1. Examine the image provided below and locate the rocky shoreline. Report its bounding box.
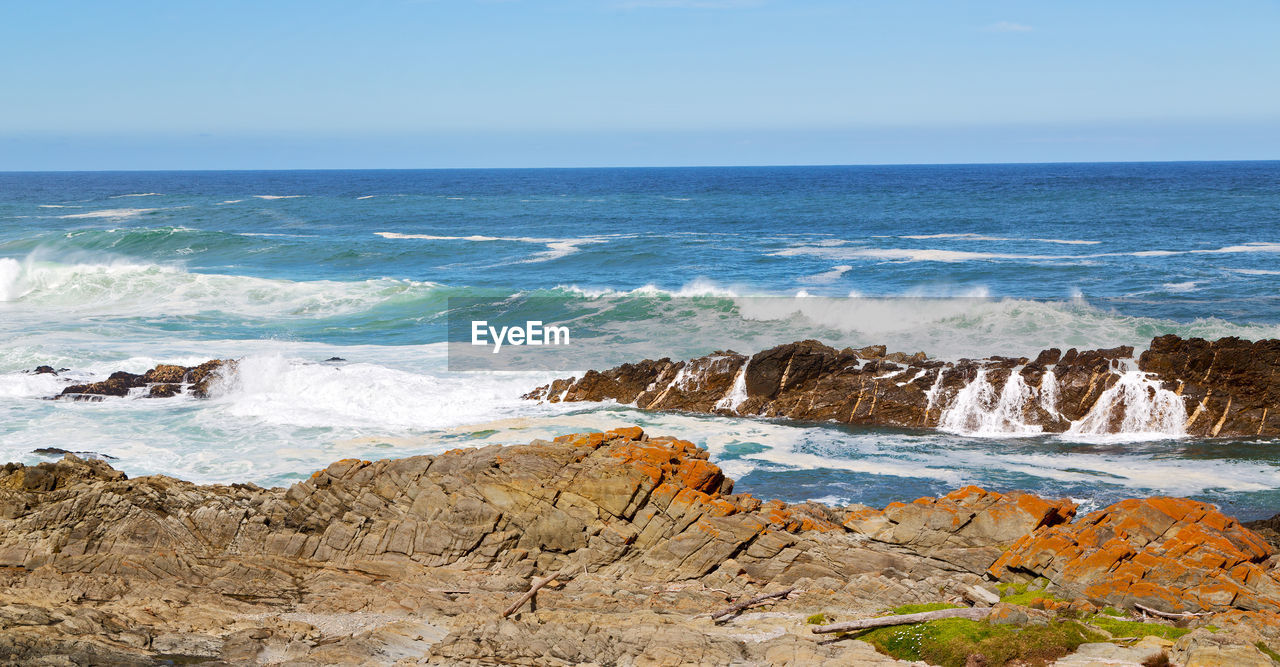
[37,335,1280,439]
[3,427,1280,665]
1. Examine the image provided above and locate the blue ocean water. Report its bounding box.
[2,163,1279,517]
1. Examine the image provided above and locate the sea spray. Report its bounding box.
[1038,370,1060,417]
[0,258,22,301]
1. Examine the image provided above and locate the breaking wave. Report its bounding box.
[0,256,442,318]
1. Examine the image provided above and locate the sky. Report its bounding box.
[2,0,1278,169]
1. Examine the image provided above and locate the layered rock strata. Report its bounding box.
[525,335,1280,438]
[2,428,1280,664]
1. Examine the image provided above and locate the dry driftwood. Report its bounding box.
[502,571,565,618]
[1135,603,1208,620]
[811,606,990,634]
[709,587,796,621]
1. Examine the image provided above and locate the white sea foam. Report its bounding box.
[1198,242,1280,254]
[899,233,1099,245]
[213,355,558,430]
[253,195,305,200]
[38,204,78,208]
[58,208,158,219]
[0,372,66,398]
[1231,268,1280,276]
[714,360,750,413]
[0,258,22,301]
[110,193,162,198]
[375,231,607,264]
[556,278,745,299]
[1064,370,1187,441]
[0,256,440,317]
[938,368,1043,436]
[773,241,1280,263]
[801,265,853,283]
[356,195,377,200]
[772,246,1060,263]
[1162,281,1199,292]
[1039,371,1059,417]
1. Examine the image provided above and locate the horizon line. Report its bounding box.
[3,158,1278,174]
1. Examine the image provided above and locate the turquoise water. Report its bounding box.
[2,164,1279,517]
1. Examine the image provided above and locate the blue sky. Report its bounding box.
[2,0,1278,169]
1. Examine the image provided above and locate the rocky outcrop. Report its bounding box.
[56,359,234,400]
[1140,335,1280,437]
[0,428,986,664]
[990,497,1279,613]
[2,428,1278,664]
[526,335,1280,438]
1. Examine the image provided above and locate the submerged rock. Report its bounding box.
[526,335,1280,438]
[30,447,116,460]
[55,359,235,400]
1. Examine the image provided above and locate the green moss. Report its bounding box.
[1100,607,1126,617]
[1255,641,1280,663]
[1000,589,1067,607]
[996,582,1027,596]
[858,618,1102,667]
[806,613,828,625]
[891,602,961,615]
[996,578,1055,604]
[1089,616,1190,640]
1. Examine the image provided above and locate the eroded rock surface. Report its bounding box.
[990,496,1279,613]
[526,335,1280,438]
[2,428,1279,665]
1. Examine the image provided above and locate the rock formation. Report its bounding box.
[2,428,1280,664]
[991,496,1279,612]
[526,335,1280,438]
[54,359,234,400]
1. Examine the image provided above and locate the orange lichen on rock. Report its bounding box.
[554,431,606,449]
[990,496,1279,613]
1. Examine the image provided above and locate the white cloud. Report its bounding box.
[984,21,1034,33]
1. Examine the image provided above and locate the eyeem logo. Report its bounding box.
[471,320,571,353]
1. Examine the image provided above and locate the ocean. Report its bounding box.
[2,162,1279,518]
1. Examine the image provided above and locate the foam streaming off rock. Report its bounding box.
[923,369,946,419]
[1038,370,1060,417]
[938,368,1043,436]
[714,360,750,413]
[1065,371,1187,441]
